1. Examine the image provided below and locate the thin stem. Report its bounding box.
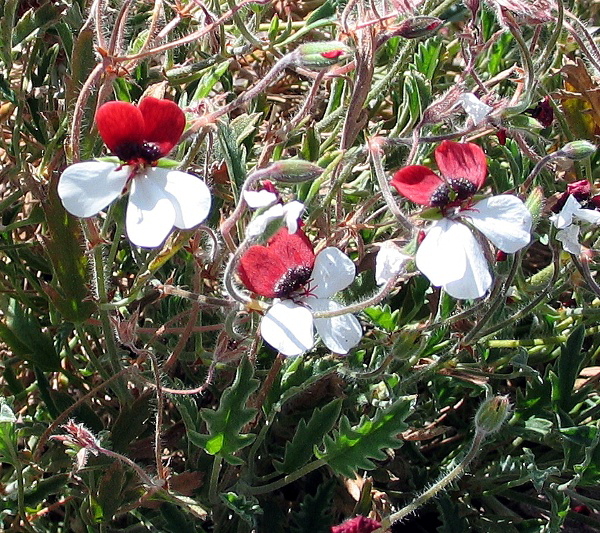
[312,271,408,319]
[209,456,223,503]
[369,137,413,235]
[374,431,486,532]
[245,458,327,495]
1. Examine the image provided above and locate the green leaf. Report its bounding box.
[317,397,413,477]
[193,357,259,464]
[41,178,96,322]
[275,399,342,473]
[289,479,335,533]
[0,299,60,372]
[217,120,247,190]
[363,304,399,332]
[221,492,263,527]
[0,399,17,465]
[0,0,18,69]
[97,461,127,521]
[552,325,585,411]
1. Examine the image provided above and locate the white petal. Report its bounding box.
[243,189,277,209]
[573,207,600,225]
[282,201,305,234]
[466,195,532,253]
[260,300,314,356]
[458,93,493,125]
[126,174,176,248]
[442,233,492,299]
[375,241,410,285]
[311,247,356,299]
[155,168,211,229]
[556,225,582,255]
[246,204,284,237]
[551,195,581,229]
[57,161,128,218]
[308,298,362,354]
[416,218,468,286]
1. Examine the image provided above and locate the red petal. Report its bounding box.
[434,140,487,189]
[238,229,315,298]
[138,97,186,156]
[95,101,145,155]
[390,165,443,206]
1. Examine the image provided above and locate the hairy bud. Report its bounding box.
[290,41,351,69]
[558,140,597,161]
[475,395,511,436]
[256,160,324,183]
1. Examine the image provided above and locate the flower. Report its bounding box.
[331,515,381,533]
[550,185,600,255]
[391,141,532,299]
[238,228,362,356]
[375,241,410,285]
[58,97,211,248]
[242,187,304,237]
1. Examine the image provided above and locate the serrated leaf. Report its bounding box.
[221,491,263,527]
[193,357,259,464]
[289,479,335,533]
[275,399,342,473]
[317,397,413,477]
[0,299,60,371]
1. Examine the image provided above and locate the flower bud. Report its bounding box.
[524,186,545,226]
[393,16,443,39]
[290,41,351,69]
[474,395,511,436]
[256,160,324,183]
[558,140,597,161]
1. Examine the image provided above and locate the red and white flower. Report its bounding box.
[391,141,532,299]
[238,228,362,356]
[58,97,211,248]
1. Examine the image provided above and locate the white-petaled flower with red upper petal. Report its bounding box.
[57,97,211,248]
[391,141,532,299]
[237,228,362,356]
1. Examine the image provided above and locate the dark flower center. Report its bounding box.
[430,178,478,207]
[273,265,313,298]
[115,141,162,164]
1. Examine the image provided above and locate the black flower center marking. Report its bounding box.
[115,141,162,164]
[430,178,478,207]
[273,265,313,298]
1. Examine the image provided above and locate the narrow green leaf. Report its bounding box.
[275,399,342,473]
[552,325,585,411]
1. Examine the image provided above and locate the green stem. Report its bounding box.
[374,431,486,532]
[245,458,327,495]
[209,456,223,503]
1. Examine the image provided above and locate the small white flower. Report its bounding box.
[458,93,493,125]
[550,194,600,254]
[245,191,305,237]
[375,241,410,285]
